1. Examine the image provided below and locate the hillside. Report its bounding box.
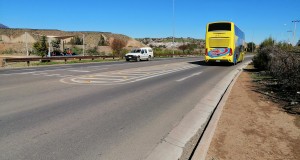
[0,23,9,29]
[0,28,144,55]
[136,37,205,49]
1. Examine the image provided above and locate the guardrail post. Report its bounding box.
[1,58,4,67]
[64,59,67,64]
[27,61,30,67]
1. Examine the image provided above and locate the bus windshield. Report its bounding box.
[208,23,231,32]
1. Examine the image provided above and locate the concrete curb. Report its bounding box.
[145,61,251,160]
[190,61,251,160]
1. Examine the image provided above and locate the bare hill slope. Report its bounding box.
[0,28,144,55]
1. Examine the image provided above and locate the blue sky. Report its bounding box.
[0,0,299,44]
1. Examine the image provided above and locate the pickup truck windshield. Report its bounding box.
[131,49,141,53]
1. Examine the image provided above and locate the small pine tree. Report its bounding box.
[51,39,60,50]
[33,36,48,57]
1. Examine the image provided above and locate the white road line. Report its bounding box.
[75,77,125,81]
[88,68,108,71]
[58,75,73,78]
[44,74,61,77]
[0,72,37,76]
[60,63,199,85]
[68,70,90,73]
[93,74,135,78]
[133,67,196,82]
[176,72,202,82]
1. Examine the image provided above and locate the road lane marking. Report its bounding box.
[60,63,199,85]
[68,70,90,73]
[176,72,202,82]
[45,74,61,77]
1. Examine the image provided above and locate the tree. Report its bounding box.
[51,39,60,51]
[259,37,275,50]
[247,42,256,52]
[111,38,127,57]
[33,36,48,57]
[277,41,293,51]
[178,44,188,53]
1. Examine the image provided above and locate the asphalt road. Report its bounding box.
[0,56,252,160]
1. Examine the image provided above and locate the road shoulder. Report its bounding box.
[205,71,300,160]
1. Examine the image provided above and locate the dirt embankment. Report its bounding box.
[206,71,300,160]
[0,28,144,55]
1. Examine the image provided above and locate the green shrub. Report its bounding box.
[1,48,15,54]
[86,47,99,56]
[33,36,48,57]
[252,46,274,70]
[71,46,82,55]
[259,36,275,49]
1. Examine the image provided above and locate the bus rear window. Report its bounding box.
[208,23,231,31]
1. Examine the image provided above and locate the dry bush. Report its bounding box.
[252,46,273,70]
[111,38,127,57]
[270,49,300,92]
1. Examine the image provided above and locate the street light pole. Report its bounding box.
[287,30,293,44]
[48,39,51,57]
[172,0,175,57]
[292,20,300,46]
[82,34,85,56]
[25,32,29,56]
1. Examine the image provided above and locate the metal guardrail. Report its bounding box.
[1,55,118,67]
[1,54,202,67]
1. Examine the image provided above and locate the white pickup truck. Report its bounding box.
[125,47,154,62]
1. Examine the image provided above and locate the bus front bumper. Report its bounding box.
[205,56,233,63]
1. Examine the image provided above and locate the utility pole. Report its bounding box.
[292,20,300,46]
[287,30,293,44]
[82,34,85,56]
[172,0,175,57]
[25,32,29,56]
[48,38,51,57]
[252,32,254,53]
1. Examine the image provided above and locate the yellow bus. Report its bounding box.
[205,21,245,65]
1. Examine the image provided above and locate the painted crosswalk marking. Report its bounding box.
[60,62,199,85]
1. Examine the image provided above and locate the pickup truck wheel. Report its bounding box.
[136,57,140,62]
[147,56,151,61]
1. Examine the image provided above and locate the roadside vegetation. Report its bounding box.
[251,37,300,114]
[111,38,127,58]
[33,36,48,57]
